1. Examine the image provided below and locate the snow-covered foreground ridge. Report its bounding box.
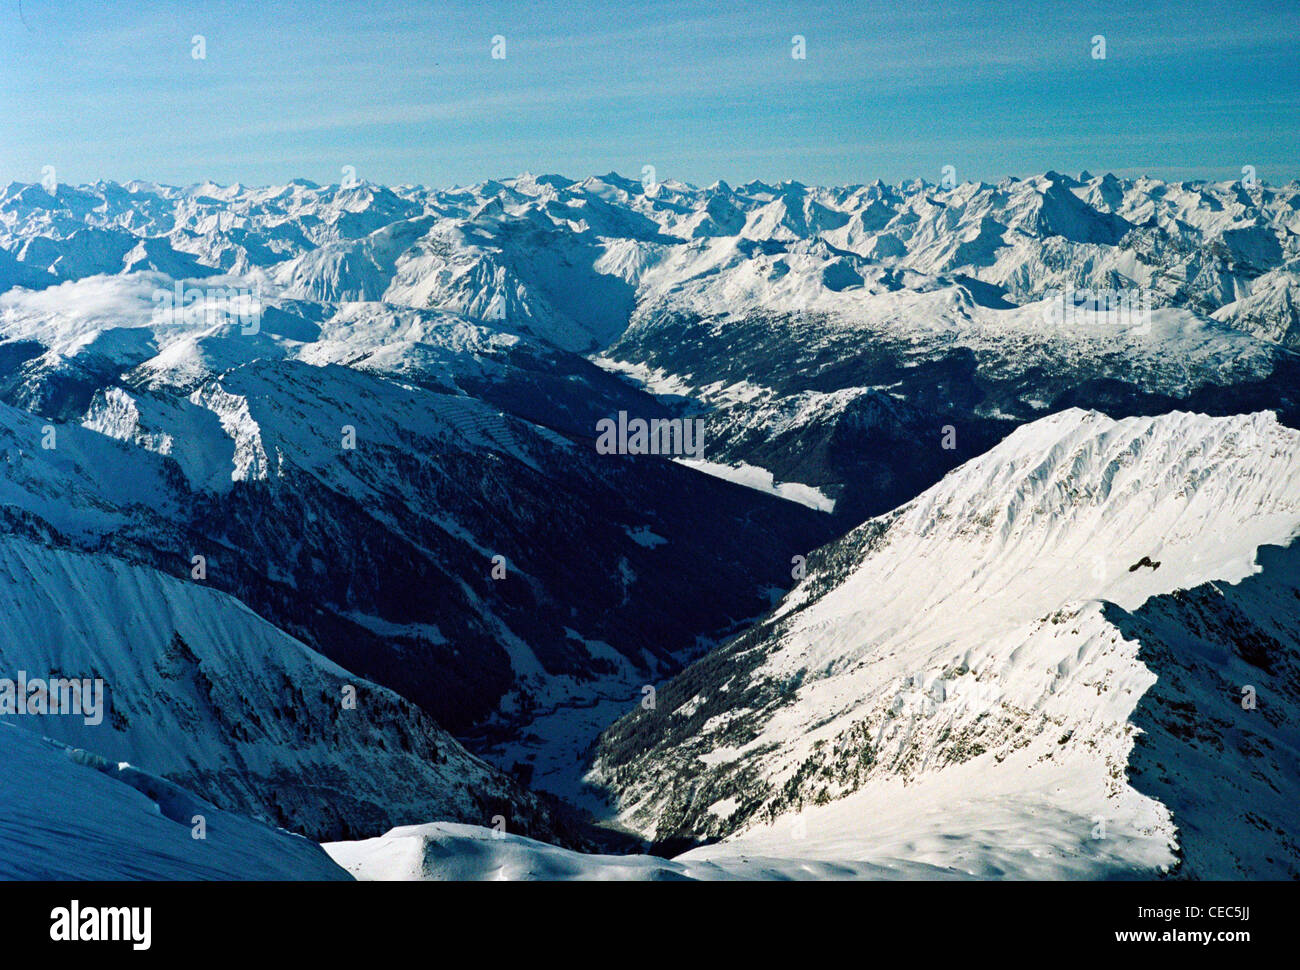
[593,409,1300,879]
[323,821,954,880]
[0,723,348,880]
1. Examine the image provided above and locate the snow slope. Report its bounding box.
[594,409,1300,878]
[0,723,348,880]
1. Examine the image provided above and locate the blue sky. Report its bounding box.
[1,0,1296,188]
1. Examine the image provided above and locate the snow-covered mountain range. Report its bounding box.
[6,170,1294,530]
[1,171,1297,878]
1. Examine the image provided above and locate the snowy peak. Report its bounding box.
[880,408,1300,610]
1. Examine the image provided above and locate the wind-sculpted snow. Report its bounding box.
[1102,543,1300,879]
[592,409,1300,878]
[0,723,350,880]
[323,820,957,880]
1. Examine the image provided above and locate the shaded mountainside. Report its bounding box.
[0,354,830,740]
[0,536,569,845]
[1105,542,1300,879]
